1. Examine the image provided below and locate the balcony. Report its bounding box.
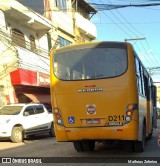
[53,12,75,36]
[75,13,97,39]
[0,0,52,32]
[10,30,49,57]
[0,26,49,76]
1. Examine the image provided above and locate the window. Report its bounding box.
[34,105,44,114]
[140,66,145,96]
[54,47,127,80]
[0,106,23,115]
[29,35,36,51]
[24,106,35,116]
[135,56,147,97]
[135,57,143,95]
[11,29,26,48]
[135,58,140,77]
[144,73,150,100]
[58,36,71,47]
[54,0,67,11]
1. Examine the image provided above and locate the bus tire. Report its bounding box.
[135,124,146,152]
[11,126,23,143]
[49,123,55,137]
[81,140,95,151]
[73,141,83,152]
[125,141,135,152]
[148,132,153,140]
[148,118,153,140]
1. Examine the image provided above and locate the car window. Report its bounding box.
[34,105,44,114]
[24,106,35,116]
[0,106,23,115]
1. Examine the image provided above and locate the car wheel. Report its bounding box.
[49,123,55,137]
[11,126,23,143]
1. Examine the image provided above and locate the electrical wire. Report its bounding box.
[90,0,133,38]
[97,0,152,66]
[106,0,160,68]
[91,0,160,70]
[93,21,160,24]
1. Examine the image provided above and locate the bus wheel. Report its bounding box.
[135,124,146,152]
[147,132,153,140]
[81,140,95,151]
[73,141,83,152]
[125,141,135,152]
[49,123,55,137]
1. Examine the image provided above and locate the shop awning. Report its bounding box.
[24,93,51,104]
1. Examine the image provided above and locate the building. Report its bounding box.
[19,0,97,48]
[0,0,97,107]
[0,0,52,106]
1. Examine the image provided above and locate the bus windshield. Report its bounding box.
[53,47,127,80]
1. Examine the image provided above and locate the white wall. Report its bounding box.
[17,46,49,74]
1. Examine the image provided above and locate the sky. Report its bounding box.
[88,0,160,83]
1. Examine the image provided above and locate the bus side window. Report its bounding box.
[143,74,150,100]
[140,66,146,97]
[135,57,143,95]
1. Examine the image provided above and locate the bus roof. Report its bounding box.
[54,41,130,54]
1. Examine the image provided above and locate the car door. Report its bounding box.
[22,106,40,133]
[33,105,51,131]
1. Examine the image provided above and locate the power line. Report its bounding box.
[145,39,160,66]
[101,0,139,38]
[96,0,155,68]
[90,0,133,38]
[93,21,160,25]
[91,0,160,71]
[139,40,158,67]
[106,0,160,68]
[90,0,160,81]
[89,2,160,10]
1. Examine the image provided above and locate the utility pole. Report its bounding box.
[124,38,146,42]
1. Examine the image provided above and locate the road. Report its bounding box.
[0,120,160,164]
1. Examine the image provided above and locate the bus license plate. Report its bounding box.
[86,119,100,124]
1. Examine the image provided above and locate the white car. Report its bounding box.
[0,103,54,143]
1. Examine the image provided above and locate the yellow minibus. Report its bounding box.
[50,42,157,152]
